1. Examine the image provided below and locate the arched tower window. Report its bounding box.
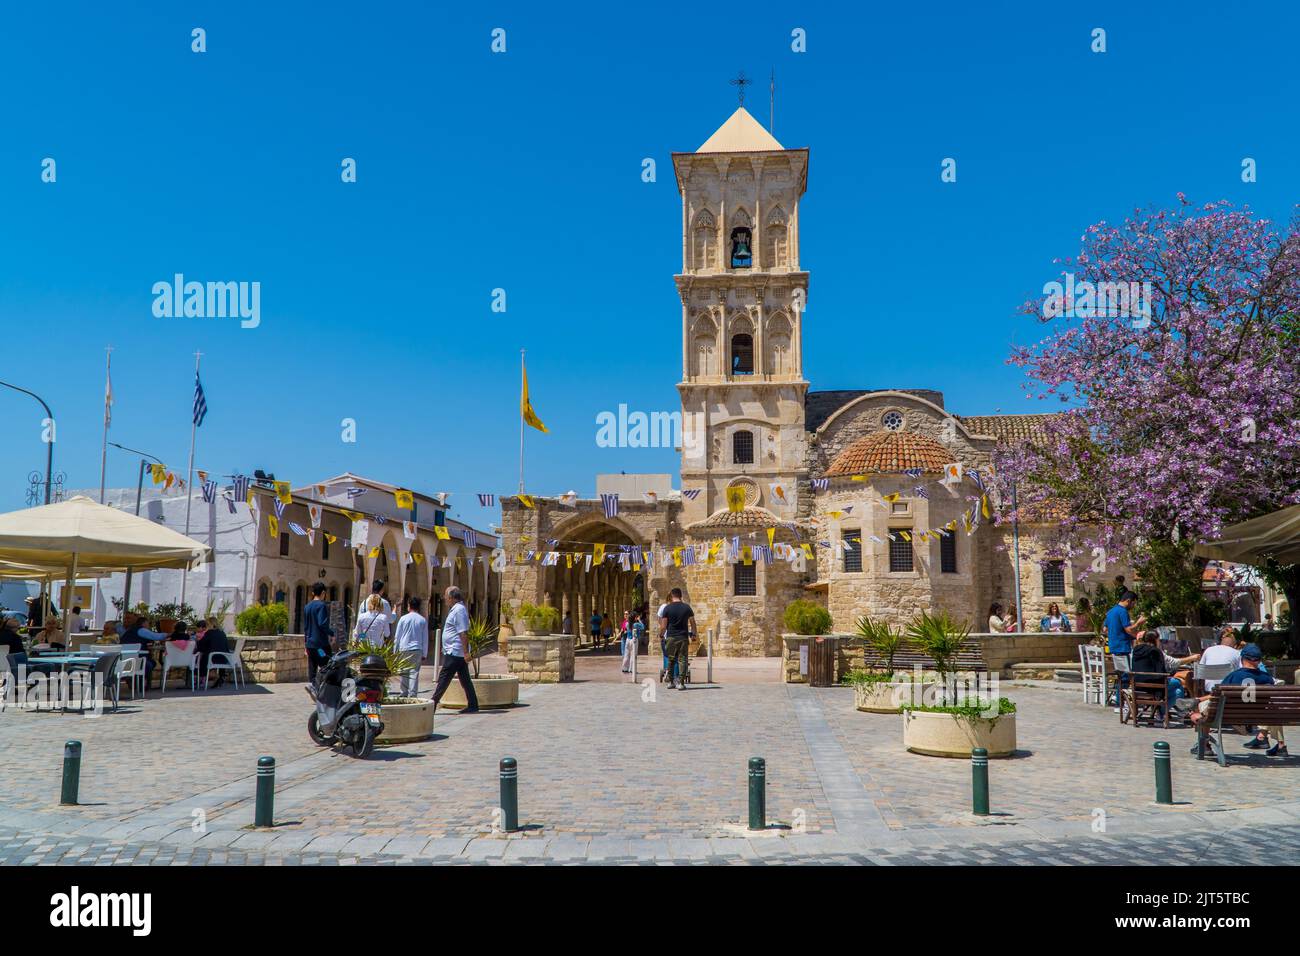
[730,227,753,268]
[766,312,792,376]
[766,207,789,269]
[733,429,755,464]
[731,333,754,375]
[690,315,718,377]
[692,210,717,271]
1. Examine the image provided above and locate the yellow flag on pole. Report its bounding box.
[521,358,548,433]
[726,486,747,512]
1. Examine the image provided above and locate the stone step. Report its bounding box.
[1007,662,1082,682]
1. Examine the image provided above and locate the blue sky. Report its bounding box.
[2,0,1296,533]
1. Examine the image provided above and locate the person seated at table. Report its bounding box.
[1039,603,1071,633]
[0,615,25,656]
[1188,644,1284,757]
[167,620,196,650]
[1132,630,1199,713]
[119,613,161,684]
[37,617,65,650]
[195,618,231,688]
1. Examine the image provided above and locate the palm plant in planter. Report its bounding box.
[348,638,414,703]
[855,615,905,681]
[906,609,970,702]
[466,615,498,677]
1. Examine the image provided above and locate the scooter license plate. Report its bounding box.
[359,703,380,721]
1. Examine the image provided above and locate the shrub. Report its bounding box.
[855,615,905,673]
[518,602,560,633]
[236,602,290,636]
[784,599,832,635]
[466,615,499,677]
[905,609,970,688]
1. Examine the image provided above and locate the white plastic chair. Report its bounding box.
[205,637,246,689]
[160,642,199,693]
[1079,644,1106,705]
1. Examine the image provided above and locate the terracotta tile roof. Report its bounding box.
[958,414,1058,445]
[685,506,782,531]
[825,431,951,477]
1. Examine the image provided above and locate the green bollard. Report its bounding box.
[500,757,519,832]
[748,757,766,830]
[971,747,989,816]
[60,740,82,806]
[255,756,275,827]
[1153,741,1172,805]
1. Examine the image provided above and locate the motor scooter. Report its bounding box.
[305,649,389,758]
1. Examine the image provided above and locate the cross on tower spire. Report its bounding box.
[730,70,751,106]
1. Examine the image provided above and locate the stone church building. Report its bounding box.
[500,107,1094,657]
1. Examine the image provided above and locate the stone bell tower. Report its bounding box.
[672,106,810,525]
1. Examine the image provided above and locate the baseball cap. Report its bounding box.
[1240,643,1263,661]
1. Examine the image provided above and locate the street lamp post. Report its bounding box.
[0,379,54,504]
[109,442,165,611]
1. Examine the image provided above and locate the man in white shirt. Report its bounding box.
[68,606,86,633]
[431,586,479,712]
[1199,629,1241,692]
[392,597,429,696]
[370,579,396,628]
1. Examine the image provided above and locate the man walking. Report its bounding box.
[432,586,479,712]
[658,588,695,690]
[392,596,429,696]
[370,579,396,630]
[303,581,334,683]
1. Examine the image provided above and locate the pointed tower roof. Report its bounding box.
[697,107,783,153]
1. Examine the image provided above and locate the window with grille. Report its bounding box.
[940,533,957,573]
[322,536,330,561]
[733,430,754,464]
[1043,561,1066,597]
[735,562,757,596]
[843,530,862,572]
[888,530,913,572]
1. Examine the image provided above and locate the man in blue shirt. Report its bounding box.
[303,582,334,684]
[1104,592,1146,655]
[1189,644,1285,757]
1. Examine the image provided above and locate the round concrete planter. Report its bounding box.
[853,681,936,714]
[376,698,435,744]
[902,709,1017,757]
[439,673,520,709]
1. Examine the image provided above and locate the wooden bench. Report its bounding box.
[1196,685,1300,766]
[861,640,987,673]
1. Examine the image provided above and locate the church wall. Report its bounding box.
[987,525,1132,631]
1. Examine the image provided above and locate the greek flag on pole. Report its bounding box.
[232,474,249,502]
[600,493,619,518]
[463,529,477,550]
[224,494,236,514]
[193,373,208,426]
[201,480,217,503]
[477,493,495,507]
[273,499,285,518]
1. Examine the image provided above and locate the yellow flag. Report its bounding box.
[981,495,991,519]
[324,533,337,544]
[900,531,912,542]
[394,488,414,510]
[150,464,166,484]
[272,481,291,504]
[726,486,747,512]
[521,358,548,433]
[518,494,535,509]
[268,515,279,538]
[413,551,425,564]
[851,475,868,482]
[742,546,753,565]
[672,547,682,567]
[434,525,450,540]
[593,543,605,564]
[342,510,363,522]
[369,546,381,558]
[801,543,814,558]
[767,527,775,548]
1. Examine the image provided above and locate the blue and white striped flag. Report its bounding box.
[811,478,830,492]
[477,493,495,507]
[192,372,208,427]
[223,493,236,514]
[374,514,387,525]
[201,480,218,503]
[600,493,619,518]
[463,529,477,550]
[913,485,930,499]
[902,468,924,480]
[232,474,249,503]
[273,499,285,518]
[346,487,366,499]
[681,488,701,500]
[288,521,307,536]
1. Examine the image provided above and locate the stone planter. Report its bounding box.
[376,698,435,743]
[506,634,575,683]
[439,673,520,709]
[902,709,1017,758]
[853,681,935,714]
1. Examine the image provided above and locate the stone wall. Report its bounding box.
[506,634,575,683]
[235,635,308,684]
[974,632,1097,677]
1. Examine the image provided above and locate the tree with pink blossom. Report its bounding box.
[998,197,1300,630]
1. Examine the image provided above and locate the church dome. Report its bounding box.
[685,505,782,531]
[825,430,951,477]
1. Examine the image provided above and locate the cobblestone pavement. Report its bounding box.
[2,662,1299,864]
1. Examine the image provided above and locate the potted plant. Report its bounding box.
[235,602,289,636]
[783,599,832,635]
[848,615,934,713]
[440,615,520,709]
[349,637,435,743]
[906,609,970,700]
[518,602,560,636]
[902,697,1018,758]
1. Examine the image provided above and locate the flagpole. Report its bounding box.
[94,346,112,625]
[518,349,525,493]
[180,351,201,608]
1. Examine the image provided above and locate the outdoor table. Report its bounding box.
[26,649,139,710]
